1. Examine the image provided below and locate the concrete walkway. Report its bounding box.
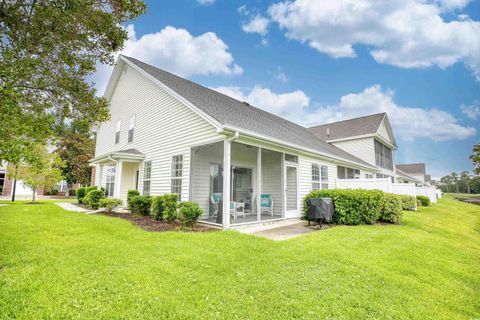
[54,202,98,214]
[238,220,322,241]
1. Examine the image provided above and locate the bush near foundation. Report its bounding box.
[417,195,431,207]
[304,189,405,225]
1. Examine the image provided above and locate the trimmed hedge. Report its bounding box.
[380,193,403,223]
[76,187,87,203]
[304,189,384,225]
[129,195,152,216]
[84,189,105,210]
[304,189,407,225]
[400,195,417,211]
[99,198,123,213]
[178,202,203,227]
[127,189,140,211]
[417,195,430,207]
[151,194,179,221]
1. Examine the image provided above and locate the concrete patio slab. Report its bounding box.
[54,202,98,214]
[238,220,321,241]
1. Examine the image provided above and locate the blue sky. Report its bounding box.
[94,0,480,179]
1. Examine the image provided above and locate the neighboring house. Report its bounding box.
[396,168,422,184]
[395,163,431,185]
[308,113,398,181]
[0,163,39,197]
[91,55,379,228]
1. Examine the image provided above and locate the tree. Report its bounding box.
[8,144,64,202]
[460,171,471,194]
[471,143,480,175]
[0,0,146,166]
[440,175,452,192]
[55,121,96,186]
[451,172,459,193]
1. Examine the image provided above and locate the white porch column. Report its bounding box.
[97,164,104,189]
[113,160,123,199]
[281,153,286,218]
[256,147,262,221]
[222,140,231,228]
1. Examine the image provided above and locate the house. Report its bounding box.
[395,163,431,185]
[0,163,39,197]
[308,113,398,182]
[91,55,382,228]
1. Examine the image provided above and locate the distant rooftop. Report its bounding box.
[308,113,386,141]
[396,163,426,174]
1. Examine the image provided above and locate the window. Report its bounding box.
[105,167,116,197]
[311,164,320,190]
[115,120,121,144]
[143,161,151,195]
[128,116,135,143]
[171,155,183,200]
[337,166,360,179]
[312,164,329,190]
[365,174,373,179]
[374,140,393,170]
[321,165,329,189]
[285,154,298,163]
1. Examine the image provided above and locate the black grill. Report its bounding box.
[306,197,333,224]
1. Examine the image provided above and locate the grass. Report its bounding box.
[0,196,479,319]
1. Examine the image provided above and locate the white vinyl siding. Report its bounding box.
[115,120,121,144]
[94,64,219,201]
[299,155,336,215]
[331,138,375,165]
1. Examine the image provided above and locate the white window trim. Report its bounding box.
[143,161,151,195]
[171,155,183,200]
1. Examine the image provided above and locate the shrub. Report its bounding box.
[84,189,105,210]
[163,193,179,221]
[76,187,87,203]
[399,195,416,211]
[129,195,152,216]
[178,202,203,227]
[44,190,51,195]
[127,189,140,211]
[68,189,76,196]
[151,196,166,220]
[99,198,123,213]
[50,189,59,195]
[380,193,403,223]
[85,185,97,195]
[304,189,383,225]
[417,195,430,207]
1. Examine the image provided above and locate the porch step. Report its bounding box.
[230,218,301,233]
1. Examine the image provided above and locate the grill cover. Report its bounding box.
[307,197,333,223]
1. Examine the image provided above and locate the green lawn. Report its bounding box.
[0,196,479,319]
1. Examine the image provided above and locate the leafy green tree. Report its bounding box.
[0,0,146,165]
[440,175,452,192]
[459,171,471,194]
[55,121,96,186]
[9,144,64,202]
[471,144,480,175]
[451,172,459,193]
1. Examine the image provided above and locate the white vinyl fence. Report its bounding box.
[336,178,440,203]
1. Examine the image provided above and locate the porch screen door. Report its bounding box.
[285,165,298,213]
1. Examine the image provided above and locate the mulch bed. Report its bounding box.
[99,211,218,232]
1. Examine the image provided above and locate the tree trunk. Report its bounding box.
[32,189,36,202]
[456,183,459,193]
[11,164,18,202]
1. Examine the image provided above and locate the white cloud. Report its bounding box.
[241,14,270,36]
[212,86,310,120]
[273,67,288,83]
[311,85,477,141]
[268,0,480,79]
[92,25,242,94]
[212,84,476,141]
[197,0,215,5]
[461,101,480,120]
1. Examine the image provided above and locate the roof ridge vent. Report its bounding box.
[242,101,250,106]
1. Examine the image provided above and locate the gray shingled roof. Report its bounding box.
[396,163,426,174]
[396,168,419,181]
[308,113,386,141]
[123,56,375,169]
